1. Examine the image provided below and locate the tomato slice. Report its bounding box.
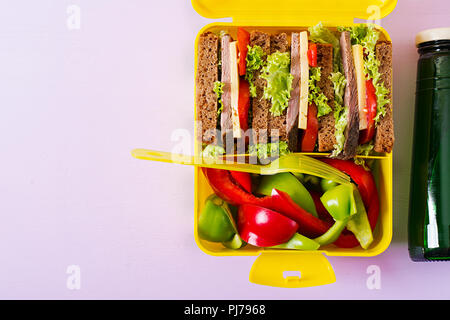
[300,103,318,152]
[307,43,318,67]
[237,27,250,76]
[359,79,377,144]
[237,79,250,132]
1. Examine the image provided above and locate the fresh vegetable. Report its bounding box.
[310,190,334,224]
[300,103,319,152]
[270,233,320,250]
[202,168,272,208]
[230,170,252,193]
[314,218,349,246]
[307,43,318,67]
[329,71,348,157]
[270,188,329,238]
[320,158,380,248]
[245,45,266,97]
[213,81,225,117]
[308,67,331,118]
[346,187,373,249]
[198,194,236,242]
[256,172,318,217]
[202,144,225,158]
[237,27,250,76]
[260,51,294,116]
[359,79,377,144]
[237,79,251,132]
[248,141,290,161]
[238,204,298,247]
[320,184,357,221]
[320,179,338,193]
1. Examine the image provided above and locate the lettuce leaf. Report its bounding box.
[245,45,266,98]
[248,141,290,161]
[308,22,342,73]
[202,144,225,158]
[329,71,348,157]
[213,81,225,117]
[260,52,294,116]
[309,67,331,118]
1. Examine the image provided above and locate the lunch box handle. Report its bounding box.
[249,251,335,288]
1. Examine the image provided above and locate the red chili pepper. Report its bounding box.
[307,43,318,67]
[230,170,252,193]
[237,27,250,76]
[320,158,380,248]
[359,79,377,144]
[202,168,271,207]
[238,204,298,247]
[237,79,250,132]
[270,188,330,238]
[300,103,318,152]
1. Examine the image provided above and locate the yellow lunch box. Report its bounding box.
[134,0,396,288]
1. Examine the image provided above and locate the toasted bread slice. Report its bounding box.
[374,41,394,153]
[316,43,336,152]
[250,31,271,145]
[196,32,219,144]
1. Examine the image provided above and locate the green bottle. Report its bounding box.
[409,28,450,261]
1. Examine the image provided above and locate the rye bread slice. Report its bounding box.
[316,43,337,152]
[250,31,271,145]
[268,33,289,143]
[373,41,394,153]
[195,32,219,144]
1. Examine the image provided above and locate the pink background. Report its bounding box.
[1,0,449,299]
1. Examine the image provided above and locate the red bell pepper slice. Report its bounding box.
[238,204,298,247]
[237,27,250,76]
[270,188,330,238]
[230,170,252,193]
[202,168,271,207]
[307,43,318,67]
[238,79,251,132]
[320,159,380,248]
[300,103,318,152]
[310,190,334,224]
[359,79,377,144]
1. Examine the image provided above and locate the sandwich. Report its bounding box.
[195,23,394,160]
[305,23,394,159]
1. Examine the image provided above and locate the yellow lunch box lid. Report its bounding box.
[192,0,398,24]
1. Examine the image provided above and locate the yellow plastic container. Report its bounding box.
[191,0,396,288]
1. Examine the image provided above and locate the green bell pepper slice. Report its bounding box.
[256,172,318,217]
[346,188,374,249]
[270,233,320,250]
[320,184,357,221]
[198,195,237,243]
[314,218,350,246]
[320,179,338,192]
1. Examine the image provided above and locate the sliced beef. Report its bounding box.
[286,32,301,152]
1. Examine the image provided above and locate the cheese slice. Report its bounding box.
[352,44,367,130]
[229,41,241,138]
[298,31,309,130]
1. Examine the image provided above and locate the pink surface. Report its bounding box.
[0,0,449,299]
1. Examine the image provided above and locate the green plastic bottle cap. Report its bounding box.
[416,27,450,47]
